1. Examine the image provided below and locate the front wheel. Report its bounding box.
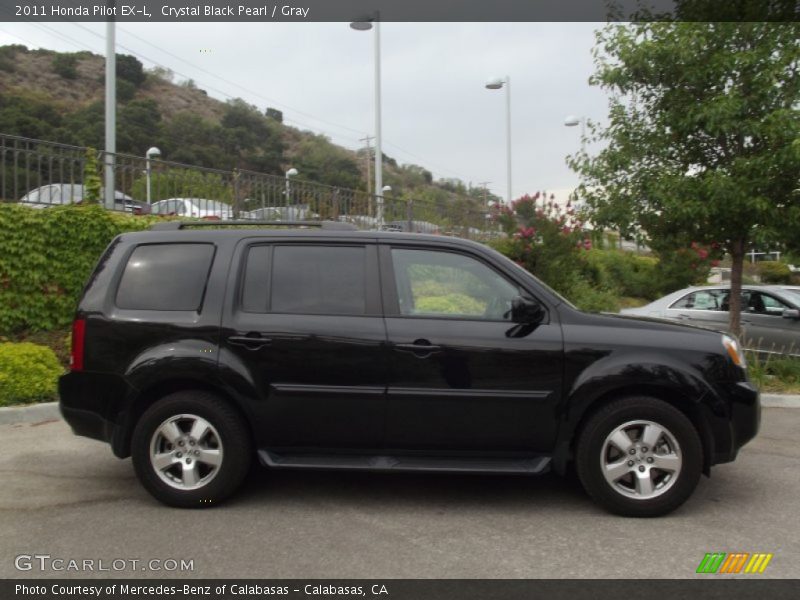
[576,396,702,517]
[132,391,252,508]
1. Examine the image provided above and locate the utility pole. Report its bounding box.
[478,181,491,208]
[359,135,374,197]
[360,135,374,216]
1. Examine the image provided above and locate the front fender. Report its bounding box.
[552,350,725,474]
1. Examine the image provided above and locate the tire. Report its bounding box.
[131,391,252,508]
[575,396,702,517]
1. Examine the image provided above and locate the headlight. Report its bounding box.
[722,335,747,369]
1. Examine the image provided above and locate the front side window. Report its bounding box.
[391,248,519,320]
[269,245,367,315]
[116,243,215,311]
[747,292,790,316]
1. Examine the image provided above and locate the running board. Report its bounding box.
[258,450,551,475]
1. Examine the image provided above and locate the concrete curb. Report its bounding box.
[0,395,799,426]
[762,394,800,408]
[0,401,60,425]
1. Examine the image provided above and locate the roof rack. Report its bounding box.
[150,220,359,232]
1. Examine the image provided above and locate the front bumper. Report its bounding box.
[710,380,760,465]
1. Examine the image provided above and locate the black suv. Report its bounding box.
[59,222,760,516]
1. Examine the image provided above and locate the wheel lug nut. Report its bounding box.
[641,447,648,453]
[186,458,192,464]
[194,450,200,456]
[638,465,646,472]
[176,452,182,458]
[178,441,184,447]
[647,457,654,463]
[629,448,636,455]
[190,440,195,446]
[627,460,635,467]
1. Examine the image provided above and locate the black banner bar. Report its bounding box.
[3,580,800,600]
[3,0,800,23]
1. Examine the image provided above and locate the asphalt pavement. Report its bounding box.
[1,408,798,579]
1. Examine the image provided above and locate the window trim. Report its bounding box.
[378,243,547,324]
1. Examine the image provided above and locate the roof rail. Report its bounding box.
[150,220,358,232]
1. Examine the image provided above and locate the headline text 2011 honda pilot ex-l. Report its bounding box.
[59,222,760,517]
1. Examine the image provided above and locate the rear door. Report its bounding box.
[663,288,730,331]
[221,239,388,449]
[379,243,563,453]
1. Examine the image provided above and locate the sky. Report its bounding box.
[0,22,610,200]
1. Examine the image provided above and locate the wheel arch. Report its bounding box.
[112,378,255,459]
[553,383,715,478]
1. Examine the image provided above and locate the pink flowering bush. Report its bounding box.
[491,193,618,311]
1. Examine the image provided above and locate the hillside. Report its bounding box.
[0,44,497,210]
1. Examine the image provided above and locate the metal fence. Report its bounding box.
[0,133,497,240]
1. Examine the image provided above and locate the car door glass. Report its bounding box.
[271,245,366,315]
[391,248,519,320]
[748,292,789,316]
[669,290,726,311]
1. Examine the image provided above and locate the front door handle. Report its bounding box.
[395,339,442,357]
[228,334,271,350]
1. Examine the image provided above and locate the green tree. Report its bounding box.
[116,54,145,87]
[570,20,800,335]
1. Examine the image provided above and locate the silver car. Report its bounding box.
[621,285,800,357]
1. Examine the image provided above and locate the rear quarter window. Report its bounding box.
[116,243,215,311]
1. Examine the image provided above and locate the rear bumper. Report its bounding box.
[59,371,133,451]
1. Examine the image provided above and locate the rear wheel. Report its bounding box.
[576,396,702,517]
[132,391,252,508]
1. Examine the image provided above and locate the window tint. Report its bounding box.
[391,248,519,320]
[270,246,366,315]
[116,243,214,311]
[241,245,271,313]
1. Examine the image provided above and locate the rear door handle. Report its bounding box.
[228,334,271,349]
[395,340,442,357]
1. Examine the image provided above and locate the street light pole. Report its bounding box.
[350,15,383,222]
[564,115,586,153]
[145,146,161,205]
[104,17,116,209]
[284,167,298,211]
[486,76,512,204]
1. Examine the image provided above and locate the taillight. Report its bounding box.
[71,318,86,371]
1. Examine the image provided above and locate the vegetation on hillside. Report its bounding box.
[0,44,497,216]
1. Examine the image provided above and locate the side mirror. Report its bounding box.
[511,296,545,324]
[782,308,800,320]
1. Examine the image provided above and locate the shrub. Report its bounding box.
[51,54,78,79]
[0,342,63,406]
[758,261,792,284]
[582,250,660,300]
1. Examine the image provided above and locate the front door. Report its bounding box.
[222,241,388,449]
[380,245,563,453]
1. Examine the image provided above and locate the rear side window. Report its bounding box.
[116,243,214,311]
[242,245,367,315]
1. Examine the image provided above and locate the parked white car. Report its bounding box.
[19,183,132,207]
[150,198,234,220]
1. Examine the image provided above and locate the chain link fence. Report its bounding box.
[1,133,499,241]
